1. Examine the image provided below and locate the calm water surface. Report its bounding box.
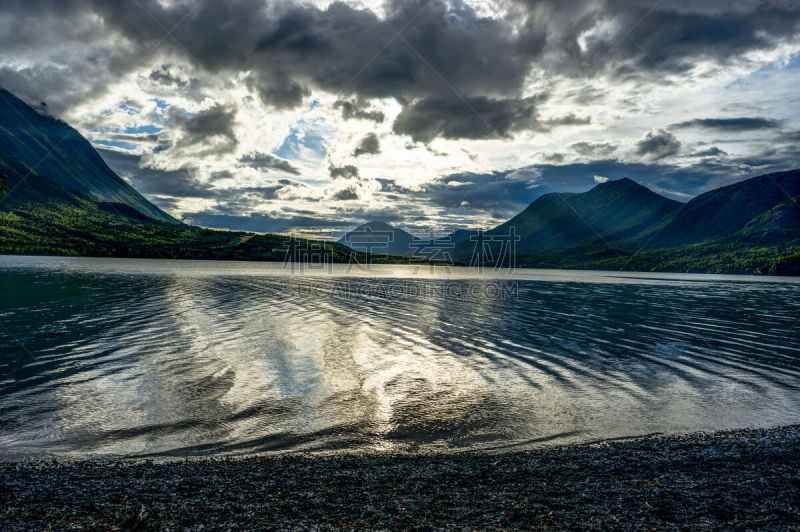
[1,255,799,458]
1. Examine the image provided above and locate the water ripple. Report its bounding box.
[1,256,799,458]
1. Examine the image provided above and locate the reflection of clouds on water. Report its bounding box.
[1,257,799,458]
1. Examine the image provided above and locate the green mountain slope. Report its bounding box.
[0,88,174,223]
[740,196,800,242]
[489,178,681,252]
[0,153,392,263]
[451,171,800,274]
[642,169,800,247]
[452,178,682,261]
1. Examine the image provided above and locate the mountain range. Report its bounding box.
[338,221,476,257]
[341,172,800,274]
[1,87,799,274]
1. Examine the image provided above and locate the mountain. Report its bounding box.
[642,169,800,247]
[0,88,174,222]
[456,178,681,257]
[448,229,479,243]
[338,224,481,257]
[338,221,416,257]
[740,196,800,241]
[452,171,800,273]
[0,153,394,263]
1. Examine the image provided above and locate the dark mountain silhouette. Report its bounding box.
[448,229,479,243]
[0,88,174,222]
[641,169,800,247]
[460,177,681,255]
[740,196,800,241]
[451,171,800,273]
[338,221,416,257]
[338,224,482,257]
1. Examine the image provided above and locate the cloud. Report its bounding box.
[169,103,238,153]
[333,100,385,123]
[543,114,591,128]
[672,117,782,131]
[378,168,547,219]
[182,212,345,233]
[2,0,800,142]
[329,164,360,180]
[329,186,360,201]
[99,148,300,209]
[148,64,188,88]
[239,153,300,175]
[593,175,609,183]
[353,133,380,157]
[393,96,541,143]
[246,72,309,109]
[636,129,681,160]
[571,141,617,157]
[97,148,212,198]
[690,146,727,157]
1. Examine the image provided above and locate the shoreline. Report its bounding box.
[4,254,800,282]
[2,425,798,529]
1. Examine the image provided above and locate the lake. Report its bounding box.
[1,255,799,458]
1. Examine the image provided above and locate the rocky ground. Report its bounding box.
[1,425,799,530]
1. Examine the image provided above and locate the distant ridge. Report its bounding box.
[0,84,798,274]
[478,177,681,253]
[641,169,800,247]
[447,171,800,273]
[0,88,175,223]
[338,221,415,257]
[338,223,482,257]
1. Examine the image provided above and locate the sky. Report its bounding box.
[1,0,799,236]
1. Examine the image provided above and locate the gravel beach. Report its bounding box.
[1,425,799,530]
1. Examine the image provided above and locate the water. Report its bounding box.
[1,255,799,459]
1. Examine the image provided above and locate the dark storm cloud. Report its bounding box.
[2,0,800,140]
[570,141,617,157]
[98,148,216,199]
[99,148,301,207]
[376,169,547,218]
[514,0,800,77]
[149,64,188,87]
[330,186,360,201]
[636,129,681,160]
[329,164,360,180]
[393,97,540,143]
[182,212,346,233]
[169,103,238,152]
[690,146,727,157]
[245,73,309,109]
[333,100,385,123]
[424,171,544,217]
[353,133,380,157]
[239,153,300,175]
[671,117,783,131]
[543,114,591,127]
